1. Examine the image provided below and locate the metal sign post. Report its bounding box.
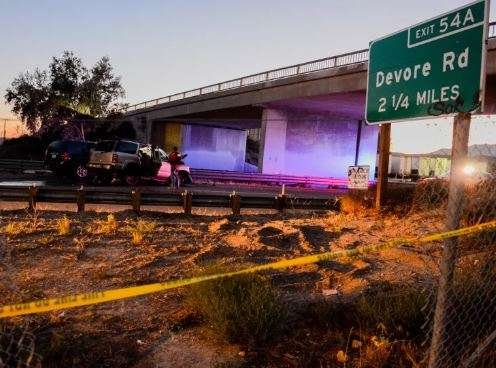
[375,124,391,208]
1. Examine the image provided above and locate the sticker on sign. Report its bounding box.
[348,166,370,190]
[366,0,489,124]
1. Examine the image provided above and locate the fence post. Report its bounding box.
[27,185,37,212]
[76,186,85,213]
[428,112,471,368]
[182,190,192,215]
[229,191,241,216]
[275,186,287,212]
[131,189,141,216]
[275,194,287,212]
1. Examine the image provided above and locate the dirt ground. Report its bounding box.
[0,204,446,367]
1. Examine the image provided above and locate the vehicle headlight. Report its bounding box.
[462,164,476,176]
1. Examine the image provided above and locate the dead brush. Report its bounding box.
[2,221,26,237]
[73,237,87,258]
[90,214,118,235]
[130,229,144,246]
[340,190,374,214]
[354,336,392,368]
[55,216,71,236]
[412,179,449,210]
[126,219,156,246]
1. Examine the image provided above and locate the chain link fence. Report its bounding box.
[0,322,41,368]
[411,116,496,368]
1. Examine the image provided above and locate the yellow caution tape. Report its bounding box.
[1,220,495,319]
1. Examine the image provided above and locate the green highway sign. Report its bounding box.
[366,0,489,124]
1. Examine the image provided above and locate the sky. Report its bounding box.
[0,0,495,152]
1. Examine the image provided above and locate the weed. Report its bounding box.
[412,179,449,210]
[91,214,118,235]
[73,237,87,258]
[135,219,156,233]
[131,230,144,246]
[187,268,285,346]
[354,282,427,339]
[354,336,392,368]
[3,222,25,237]
[340,190,373,214]
[56,216,71,236]
[443,259,496,363]
[126,219,156,246]
[463,177,496,225]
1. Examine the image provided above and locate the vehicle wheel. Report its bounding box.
[125,175,140,186]
[178,171,192,185]
[170,173,179,189]
[75,165,88,180]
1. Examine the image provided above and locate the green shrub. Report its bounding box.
[354,282,427,339]
[187,271,285,346]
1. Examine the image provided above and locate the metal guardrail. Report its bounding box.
[0,185,339,213]
[191,169,355,188]
[123,22,496,113]
[0,159,44,171]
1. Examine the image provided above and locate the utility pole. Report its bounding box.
[0,118,18,145]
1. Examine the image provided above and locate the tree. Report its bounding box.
[4,51,125,134]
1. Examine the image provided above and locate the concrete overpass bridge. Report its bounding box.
[123,22,496,179]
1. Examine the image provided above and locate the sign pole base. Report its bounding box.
[375,123,391,209]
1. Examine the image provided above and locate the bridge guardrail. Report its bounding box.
[0,185,340,214]
[123,22,496,113]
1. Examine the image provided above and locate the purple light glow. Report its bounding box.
[181,124,247,171]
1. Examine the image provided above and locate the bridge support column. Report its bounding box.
[259,109,287,174]
[130,116,151,144]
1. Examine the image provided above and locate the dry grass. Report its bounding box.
[91,214,118,235]
[412,179,449,210]
[340,190,374,214]
[55,216,71,236]
[187,268,285,346]
[354,282,427,340]
[2,222,26,237]
[126,219,156,246]
[130,230,144,246]
[354,336,392,368]
[135,219,156,233]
